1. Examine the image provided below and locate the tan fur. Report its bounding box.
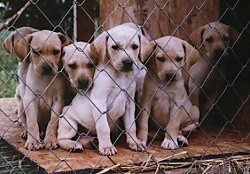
[188,22,239,116]
[3,27,71,150]
[137,36,200,150]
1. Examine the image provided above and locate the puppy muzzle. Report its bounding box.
[121,59,133,72]
[164,73,176,82]
[41,64,54,75]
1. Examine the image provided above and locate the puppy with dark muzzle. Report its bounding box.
[137,36,200,150]
[3,27,71,150]
[188,22,239,117]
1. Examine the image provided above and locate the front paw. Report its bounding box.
[161,138,178,150]
[128,138,146,151]
[177,135,188,147]
[25,139,43,150]
[44,136,58,149]
[99,144,117,156]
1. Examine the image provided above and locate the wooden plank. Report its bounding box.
[99,0,219,40]
[0,98,249,173]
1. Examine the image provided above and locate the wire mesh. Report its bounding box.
[0,0,249,173]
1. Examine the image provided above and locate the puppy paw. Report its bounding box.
[177,135,188,147]
[99,145,117,156]
[25,139,43,150]
[44,140,58,150]
[70,142,83,152]
[128,138,146,151]
[161,138,178,150]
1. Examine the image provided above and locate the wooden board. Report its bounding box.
[0,98,249,173]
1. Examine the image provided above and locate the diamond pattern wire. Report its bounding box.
[0,0,249,173]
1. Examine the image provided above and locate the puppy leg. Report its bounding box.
[24,97,43,150]
[94,113,117,156]
[123,99,145,151]
[91,90,117,156]
[58,111,83,151]
[161,108,183,150]
[44,99,63,149]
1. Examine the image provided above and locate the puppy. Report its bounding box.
[137,36,200,150]
[58,42,98,151]
[58,23,150,155]
[3,27,71,150]
[188,22,239,116]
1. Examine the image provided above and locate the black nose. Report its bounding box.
[165,73,176,81]
[215,49,225,57]
[42,64,52,73]
[78,79,89,89]
[122,59,133,69]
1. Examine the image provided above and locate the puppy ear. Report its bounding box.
[13,34,33,62]
[139,39,156,64]
[3,27,37,54]
[182,40,200,70]
[57,33,72,47]
[190,26,205,48]
[227,25,239,46]
[90,32,109,62]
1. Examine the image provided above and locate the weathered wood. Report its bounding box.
[74,0,95,42]
[99,0,219,40]
[0,98,249,173]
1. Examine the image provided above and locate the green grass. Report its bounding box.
[0,30,18,98]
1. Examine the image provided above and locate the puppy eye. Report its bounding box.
[112,45,119,50]
[205,36,213,43]
[87,62,95,69]
[32,49,40,56]
[52,49,60,56]
[131,44,138,50]
[68,63,77,69]
[157,56,165,62]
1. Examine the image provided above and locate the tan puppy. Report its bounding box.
[137,36,200,150]
[3,27,71,150]
[58,42,97,150]
[58,23,150,155]
[188,22,239,116]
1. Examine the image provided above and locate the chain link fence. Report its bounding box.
[0,0,249,173]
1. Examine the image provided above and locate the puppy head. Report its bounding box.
[90,24,150,72]
[190,22,238,60]
[62,42,97,92]
[3,27,38,61]
[144,36,194,82]
[14,30,71,75]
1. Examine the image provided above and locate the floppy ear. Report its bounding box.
[139,38,156,64]
[182,40,200,70]
[90,32,109,62]
[57,33,72,47]
[3,27,37,54]
[227,25,239,46]
[190,26,205,48]
[13,34,33,62]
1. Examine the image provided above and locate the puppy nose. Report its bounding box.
[78,79,89,89]
[165,73,176,81]
[42,64,52,73]
[122,59,133,69]
[215,49,225,57]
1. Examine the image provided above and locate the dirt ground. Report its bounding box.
[0,98,249,173]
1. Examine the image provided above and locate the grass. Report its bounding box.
[0,30,18,98]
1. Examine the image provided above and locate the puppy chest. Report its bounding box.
[107,90,128,118]
[151,91,171,125]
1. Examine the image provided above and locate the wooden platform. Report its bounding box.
[0,98,249,173]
